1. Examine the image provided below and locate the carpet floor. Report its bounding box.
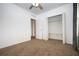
[0,39,78,56]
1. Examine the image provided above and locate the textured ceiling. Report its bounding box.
[15,3,68,15]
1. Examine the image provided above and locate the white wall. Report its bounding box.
[77,3,79,49]
[36,17,48,40]
[77,4,79,18]
[37,4,73,44]
[48,15,62,40]
[77,18,79,36]
[0,4,32,49]
[77,4,79,36]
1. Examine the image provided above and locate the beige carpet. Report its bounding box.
[0,39,78,56]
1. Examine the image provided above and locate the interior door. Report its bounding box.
[73,3,77,50]
[31,19,36,39]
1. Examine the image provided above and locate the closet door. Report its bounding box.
[73,3,77,50]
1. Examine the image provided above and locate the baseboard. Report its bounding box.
[36,38,48,41]
[48,38,62,40]
[0,38,31,49]
[66,41,73,45]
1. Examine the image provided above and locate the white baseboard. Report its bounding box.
[0,37,31,49]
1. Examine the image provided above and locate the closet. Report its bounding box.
[48,14,62,40]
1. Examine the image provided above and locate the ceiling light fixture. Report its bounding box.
[29,3,43,10]
[32,3,39,7]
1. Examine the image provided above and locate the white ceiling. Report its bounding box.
[15,3,67,15]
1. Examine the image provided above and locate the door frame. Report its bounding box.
[31,18,36,39]
[48,13,66,44]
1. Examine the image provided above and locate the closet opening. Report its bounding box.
[48,14,65,44]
